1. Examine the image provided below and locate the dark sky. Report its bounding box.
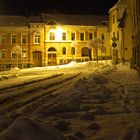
[0,0,118,16]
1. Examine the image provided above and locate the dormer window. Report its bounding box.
[48,20,57,25]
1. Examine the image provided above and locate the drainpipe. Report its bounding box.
[44,25,46,66]
[28,25,31,67]
[119,27,125,63]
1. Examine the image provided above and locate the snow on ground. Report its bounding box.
[0,61,140,140]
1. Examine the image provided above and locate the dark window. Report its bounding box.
[1,51,6,59]
[113,14,115,24]
[81,47,90,56]
[80,33,84,41]
[94,31,97,38]
[62,47,66,55]
[89,33,93,40]
[2,35,6,44]
[12,52,17,59]
[71,47,75,55]
[113,32,115,38]
[12,35,16,44]
[22,35,27,44]
[50,32,55,40]
[117,31,119,40]
[34,35,40,44]
[71,33,75,41]
[101,34,105,40]
[62,32,66,40]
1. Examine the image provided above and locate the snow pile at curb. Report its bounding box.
[0,117,66,140]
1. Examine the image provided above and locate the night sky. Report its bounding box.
[0,0,118,16]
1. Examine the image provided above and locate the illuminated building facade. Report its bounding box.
[0,14,111,70]
[127,0,140,70]
[109,0,133,63]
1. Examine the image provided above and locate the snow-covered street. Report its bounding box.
[0,61,140,140]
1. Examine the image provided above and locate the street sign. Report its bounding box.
[112,42,117,48]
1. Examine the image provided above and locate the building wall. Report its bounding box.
[109,8,123,63]
[0,20,111,70]
[0,26,30,70]
[123,6,133,61]
[109,0,134,64]
[128,0,140,69]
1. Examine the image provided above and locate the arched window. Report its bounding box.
[62,47,66,55]
[81,47,90,56]
[48,47,57,52]
[71,47,75,55]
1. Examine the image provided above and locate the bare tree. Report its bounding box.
[12,45,22,67]
[87,38,102,62]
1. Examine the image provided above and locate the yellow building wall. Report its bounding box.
[0,22,111,69]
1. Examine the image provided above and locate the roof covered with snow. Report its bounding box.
[0,14,108,27]
[109,0,127,13]
[42,13,108,26]
[0,15,28,27]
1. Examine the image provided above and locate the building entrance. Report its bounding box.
[33,51,42,67]
[48,47,57,65]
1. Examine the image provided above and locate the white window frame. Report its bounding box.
[71,32,76,41]
[62,32,67,41]
[1,35,7,44]
[80,32,85,41]
[49,32,55,40]
[21,35,27,44]
[11,35,17,44]
[22,50,27,59]
[89,32,93,40]
[34,35,40,44]
[0,50,6,59]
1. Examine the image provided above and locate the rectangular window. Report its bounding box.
[22,50,26,59]
[12,35,17,44]
[12,52,17,59]
[62,32,66,40]
[22,35,27,44]
[50,32,55,40]
[101,34,105,40]
[71,33,75,41]
[113,32,115,38]
[1,51,6,59]
[94,31,97,38]
[80,33,84,41]
[117,31,119,40]
[89,33,93,40]
[113,14,115,24]
[34,35,40,44]
[1,35,6,44]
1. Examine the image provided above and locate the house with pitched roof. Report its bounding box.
[0,13,111,70]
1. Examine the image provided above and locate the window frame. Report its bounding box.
[34,35,40,44]
[49,32,55,40]
[71,32,76,41]
[21,35,27,44]
[80,32,85,41]
[1,35,7,44]
[62,32,67,40]
[11,35,17,44]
